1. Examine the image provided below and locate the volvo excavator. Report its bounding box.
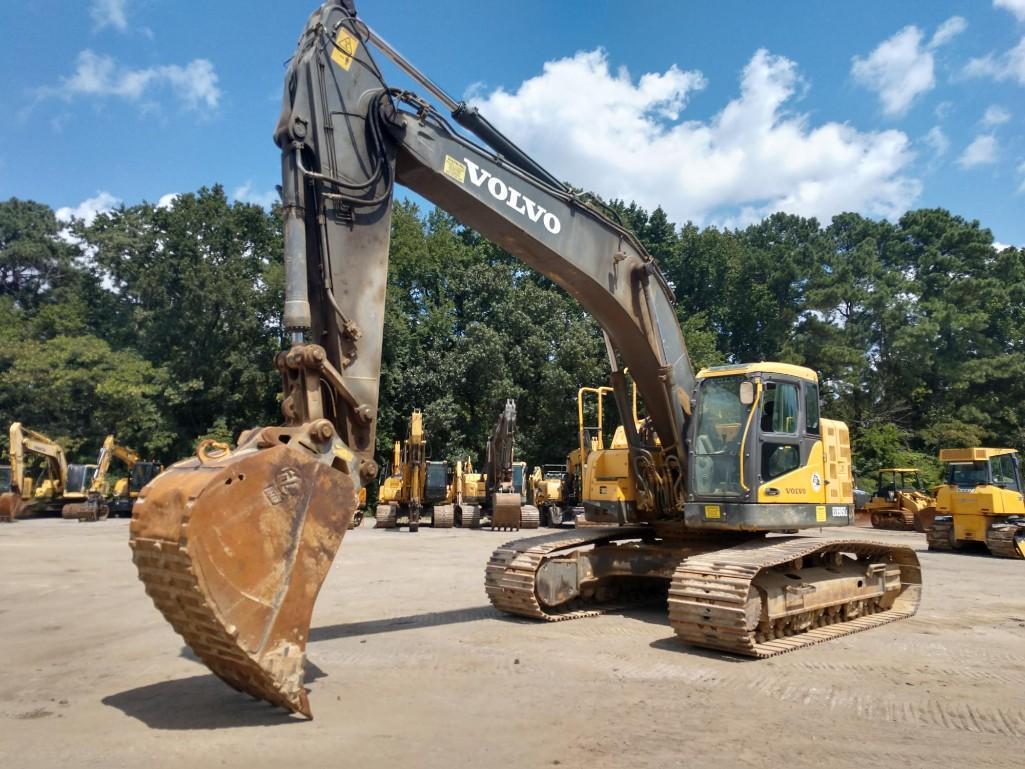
[128,0,922,718]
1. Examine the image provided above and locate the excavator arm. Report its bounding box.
[129,0,697,716]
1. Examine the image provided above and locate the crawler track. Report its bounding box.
[487,530,922,658]
[985,523,1025,559]
[870,509,917,531]
[668,537,922,657]
[485,527,656,620]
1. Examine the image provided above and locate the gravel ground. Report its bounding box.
[1,518,1023,769]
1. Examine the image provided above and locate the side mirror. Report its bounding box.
[739,381,755,406]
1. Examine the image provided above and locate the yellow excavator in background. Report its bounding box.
[349,487,368,529]
[481,399,539,530]
[571,384,642,525]
[62,434,159,521]
[127,1,921,717]
[863,468,936,532]
[455,457,486,527]
[0,423,96,521]
[375,410,454,530]
[927,448,1025,558]
[529,464,567,527]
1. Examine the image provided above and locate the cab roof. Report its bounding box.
[939,448,1017,462]
[697,362,818,382]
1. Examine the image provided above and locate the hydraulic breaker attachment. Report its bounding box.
[129,424,360,717]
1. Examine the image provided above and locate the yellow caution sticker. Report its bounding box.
[704,505,721,520]
[815,505,827,523]
[331,28,358,71]
[443,155,467,183]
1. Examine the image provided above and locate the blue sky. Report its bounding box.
[1,0,1023,244]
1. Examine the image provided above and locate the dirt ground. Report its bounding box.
[1,519,1023,769]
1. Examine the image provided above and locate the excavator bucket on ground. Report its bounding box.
[0,492,23,522]
[129,431,358,717]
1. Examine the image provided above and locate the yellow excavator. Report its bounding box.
[480,399,540,530]
[375,410,454,530]
[862,468,936,532]
[127,1,922,717]
[0,423,96,521]
[62,434,160,521]
[454,457,486,527]
[529,465,567,527]
[926,448,1025,558]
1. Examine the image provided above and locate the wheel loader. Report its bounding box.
[127,1,922,717]
[375,409,453,530]
[0,423,96,521]
[926,448,1025,558]
[863,468,936,532]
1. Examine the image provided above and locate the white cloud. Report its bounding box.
[995,0,1025,22]
[993,241,1012,251]
[852,18,965,117]
[156,193,178,209]
[930,16,968,48]
[50,50,220,111]
[90,0,128,32]
[232,182,278,209]
[982,105,1012,126]
[56,191,121,225]
[957,135,999,168]
[924,126,950,157]
[471,48,920,227]
[964,37,1025,85]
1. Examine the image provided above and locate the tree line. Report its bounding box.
[2,187,1021,487]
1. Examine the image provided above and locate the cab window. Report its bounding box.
[760,382,799,434]
[803,381,820,435]
[992,454,1020,491]
[762,443,800,480]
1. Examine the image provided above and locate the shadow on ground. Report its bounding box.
[310,605,499,641]
[103,660,327,729]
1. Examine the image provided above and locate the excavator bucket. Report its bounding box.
[491,491,523,529]
[129,435,357,717]
[0,492,23,522]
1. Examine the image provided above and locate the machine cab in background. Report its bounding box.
[685,363,854,530]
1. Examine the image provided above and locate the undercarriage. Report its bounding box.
[486,528,922,656]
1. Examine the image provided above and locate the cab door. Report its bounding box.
[755,378,825,504]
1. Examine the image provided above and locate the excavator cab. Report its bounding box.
[64,464,97,496]
[687,364,853,529]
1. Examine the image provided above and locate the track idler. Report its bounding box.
[129,424,360,717]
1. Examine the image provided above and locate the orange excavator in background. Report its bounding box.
[128,0,921,718]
